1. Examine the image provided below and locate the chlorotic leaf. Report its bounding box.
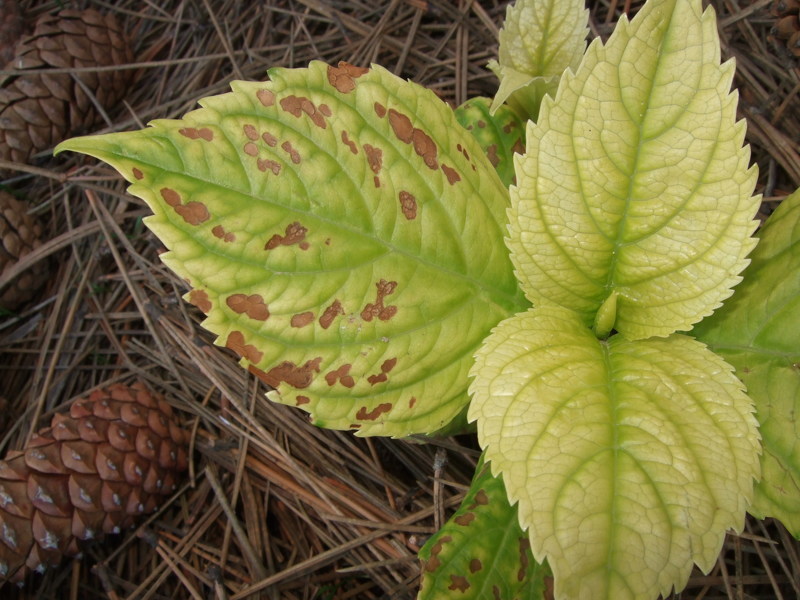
[469,305,761,600]
[509,0,760,339]
[454,97,526,188]
[693,188,800,536]
[488,0,588,118]
[418,454,551,600]
[56,61,527,437]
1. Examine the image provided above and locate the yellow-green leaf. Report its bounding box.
[693,188,800,536]
[418,454,551,599]
[454,97,526,188]
[469,304,760,599]
[488,0,588,118]
[56,62,527,437]
[508,0,760,339]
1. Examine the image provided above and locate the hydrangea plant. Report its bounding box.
[56,0,800,598]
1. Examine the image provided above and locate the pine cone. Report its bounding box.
[0,1,24,65]
[0,382,189,585]
[0,190,46,311]
[0,9,134,164]
[770,0,800,57]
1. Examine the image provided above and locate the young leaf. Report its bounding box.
[488,0,588,118]
[419,455,551,600]
[56,61,527,437]
[692,188,800,536]
[454,97,526,188]
[508,0,760,340]
[469,304,761,599]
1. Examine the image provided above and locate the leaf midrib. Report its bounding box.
[603,3,681,297]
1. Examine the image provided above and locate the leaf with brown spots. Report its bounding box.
[455,97,526,188]
[56,61,525,437]
[419,454,550,600]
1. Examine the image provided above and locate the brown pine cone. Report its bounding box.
[0,1,24,65]
[0,9,135,164]
[0,190,46,311]
[0,382,189,585]
[770,0,800,57]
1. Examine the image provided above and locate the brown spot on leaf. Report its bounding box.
[226,331,263,363]
[296,395,310,406]
[373,176,381,188]
[257,357,322,389]
[430,535,451,557]
[477,120,486,128]
[280,95,303,118]
[455,512,475,526]
[503,122,517,134]
[262,131,278,147]
[244,142,258,156]
[356,403,392,421]
[258,158,281,175]
[457,143,470,160]
[319,300,345,329]
[486,144,500,167]
[327,61,369,93]
[212,225,236,243]
[441,164,461,185]
[518,537,531,582]
[399,191,417,220]
[281,141,301,164]
[341,131,358,154]
[226,293,270,321]
[265,222,308,250]
[412,129,438,169]
[363,144,383,174]
[388,109,413,143]
[361,279,398,322]
[469,559,482,573]
[448,575,470,593]
[374,102,386,118]
[475,489,489,505]
[409,397,417,409]
[493,586,501,600]
[188,289,211,313]
[325,364,355,388]
[368,356,397,385]
[280,95,328,129]
[179,127,213,141]
[175,202,210,225]
[350,423,361,429]
[512,139,525,155]
[319,104,332,117]
[243,124,258,140]
[160,188,181,207]
[367,372,387,385]
[424,556,441,573]
[256,89,275,107]
[291,312,314,328]
[132,168,144,180]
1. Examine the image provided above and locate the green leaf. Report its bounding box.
[56,61,527,437]
[693,188,800,536]
[454,97,526,188]
[419,454,551,600]
[508,0,760,340]
[469,304,761,599]
[488,0,588,118]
